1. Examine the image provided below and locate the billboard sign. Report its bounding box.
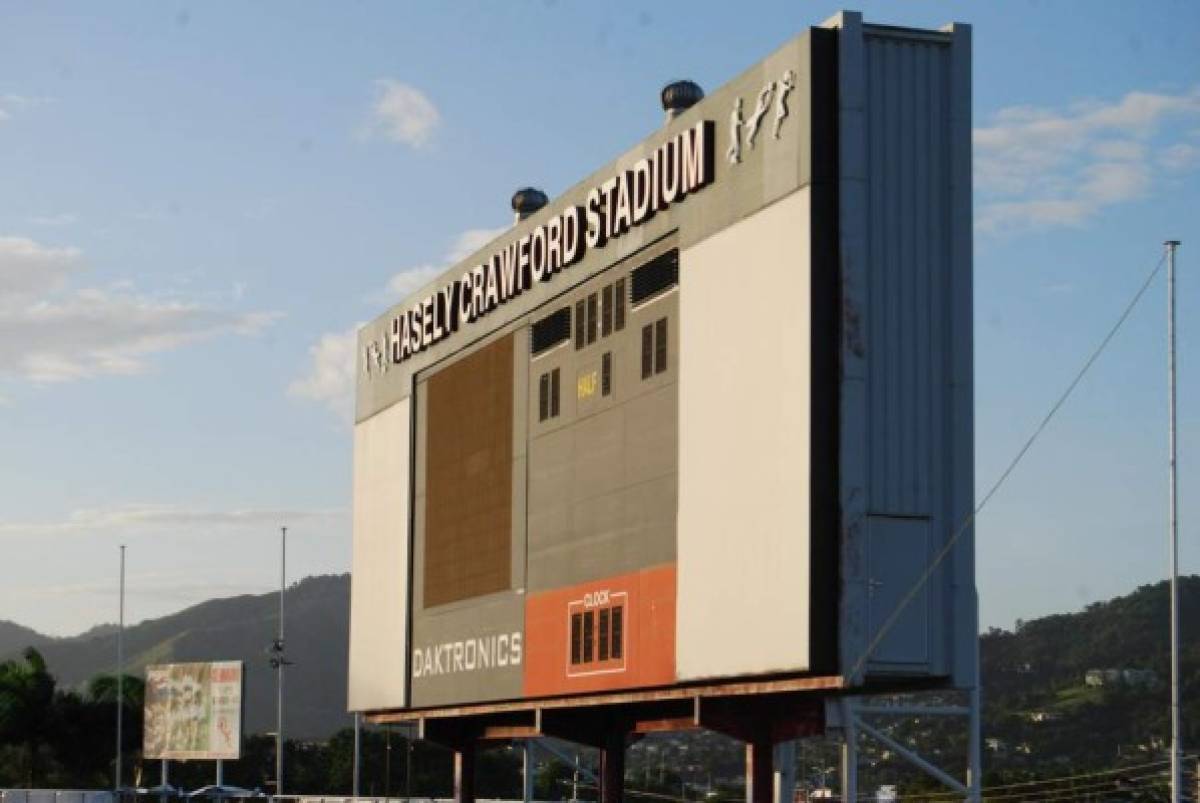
[143,661,243,760]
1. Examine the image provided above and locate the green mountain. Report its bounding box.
[2,572,1196,765]
[0,619,52,657]
[977,576,1200,769]
[0,573,352,740]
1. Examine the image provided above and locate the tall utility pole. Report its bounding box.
[353,712,361,797]
[116,544,126,792]
[276,525,287,795]
[1167,240,1182,803]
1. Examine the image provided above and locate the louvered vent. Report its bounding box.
[631,250,679,305]
[530,307,571,355]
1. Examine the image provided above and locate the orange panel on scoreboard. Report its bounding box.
[523,564,676,697]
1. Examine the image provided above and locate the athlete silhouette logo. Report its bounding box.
[746,81,775,149]
[773,69,795,139]
[726,96,744,164]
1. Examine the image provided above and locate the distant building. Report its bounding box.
[1122,669,1158,688]
[1085,668,1159,688]
[1025,710,1060,723]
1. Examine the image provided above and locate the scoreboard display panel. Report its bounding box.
[348,14,976,716]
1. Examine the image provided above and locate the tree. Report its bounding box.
[0,647,57,786]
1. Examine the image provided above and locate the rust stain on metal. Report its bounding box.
[366,674,846,724]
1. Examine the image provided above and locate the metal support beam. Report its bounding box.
[855,719,967,794]
[529,736,598,785]
[599,731,626,803]
[453,744,476,803]
[773,740,796,803]
[746,736,774,803]
[855,705,969,717]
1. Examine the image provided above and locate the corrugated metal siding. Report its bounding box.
[863,35,951,516]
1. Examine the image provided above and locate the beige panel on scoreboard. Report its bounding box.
[348,397,411,711]
[676,188,813,681]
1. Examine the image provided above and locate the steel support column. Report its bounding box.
[746,736,774,803]
[454,744,476,803]
[600,731,626,803]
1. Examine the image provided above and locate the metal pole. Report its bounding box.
[216,759,224,787]
[406,738,413,800]
[968,683,982,802]
[160,759,169,803]
[523,739,534,803]
[277,525,287,796]
[773,740,796,803]
[839,700,857,803]
[385,726,392,799]
[968,630,982,803]
[1167,239,1182,803]
[117,544,125,792]
[354,711,361,797]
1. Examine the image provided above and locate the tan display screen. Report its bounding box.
[423,334,514,607]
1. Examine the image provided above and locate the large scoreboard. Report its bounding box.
[348,13,975,717]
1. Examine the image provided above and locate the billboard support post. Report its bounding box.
[599,732,626,803]
[452,744,475,803]
[215,759,223,787]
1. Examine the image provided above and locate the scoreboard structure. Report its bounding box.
[348,12,975,803]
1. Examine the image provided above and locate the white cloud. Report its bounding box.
[292,225,507,423]
[1160,142,1200,171]
[26,213,77,227]
[366,79,440,147]
[0,235,281,383]
[446,227,507,264]
[386,264,442,301]
[975,86,1200,235]
[287,326,359,422]
[385,226,506,303]
[0,93,51,123]
[0,236,82,296]
[0,503,346,538]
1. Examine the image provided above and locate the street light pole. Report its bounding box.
[1166,239,1182,803]
[116,545,126,792]
[276,525,287,796]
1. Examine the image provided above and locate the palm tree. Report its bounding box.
[87,673,146,787]
[0,647,57,786]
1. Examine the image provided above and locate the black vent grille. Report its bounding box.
[631,250,679,305]
[531,307,571,355]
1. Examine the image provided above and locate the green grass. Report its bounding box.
[1053,685,1104,710]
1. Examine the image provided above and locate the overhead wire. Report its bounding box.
[861,755,1193,800]
[883,755,1182,798]
[848,252,1170,682]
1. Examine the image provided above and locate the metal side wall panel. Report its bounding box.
[347,398,411,711]
[833,15,974,682]
[863,32,949,518]
[676,188,812,681]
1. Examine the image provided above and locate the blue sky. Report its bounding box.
[0,1,1197,637]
